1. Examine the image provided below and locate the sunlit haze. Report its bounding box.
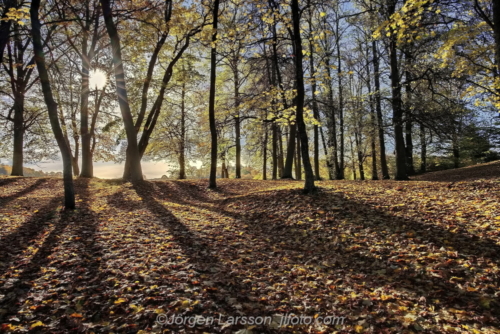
[89,69,107,90]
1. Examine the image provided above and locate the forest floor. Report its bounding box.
[0,163,500,333]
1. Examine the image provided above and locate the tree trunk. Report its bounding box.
[234,65,241,179]
[388,3,408,181]
[100,0,143,181]
[372,40,390,179]
[420,123,426,173]
[355,130,365,180]
[366,46,378,180]
[272,122,278,179]
[11,94,24,176]
[324,58,341,179]
[404,52,415,176]
[179,80,186,179]
[295,132,302,180]
[308,21,320,180]
[291,0,315,193]
[335,18,345,180]
[263,123,267,180]
[80,42,92,178]
[30,0,75,209]
[277,125,284,177]
[208,0,220,188]
[493,0,500,104]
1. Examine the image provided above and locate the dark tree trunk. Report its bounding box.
[308,22,320,180]
[335,18,345,180]
[179,80,186,179]
[272,122,278,179]
[295,132,302,180]
[208,0,220,188]
[404,52,415,176]
[291,0,315,193]
[355,130,365,180]
[388,2,408,180]
[277,125,284,177]
[324,58,341,179]
[30,0,75,209]
[80,40,92,177]
[366,46,378,180]
[372,40,390,179]
[234,66,241,179]
[11,94,24,176]
[420,123,426,173]
[492,0,500,102]
[263,123,267,180]
[101,0,143,181]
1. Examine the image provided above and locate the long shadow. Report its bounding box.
[146,182,500,329]
[0,179,106,332]
[212,188,500,329]
[0,199,71,325]
[0,178,48,206]
[0,195,61,277]
[129,181,269,332]
[0,177,21,188]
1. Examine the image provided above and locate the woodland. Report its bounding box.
[1,0,500,333]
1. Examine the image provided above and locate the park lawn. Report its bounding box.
[0,175,499,333]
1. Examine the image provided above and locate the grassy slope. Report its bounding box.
[0,167,499,333]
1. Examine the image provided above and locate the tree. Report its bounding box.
[208,0,220,188]
[100,0,143,181]
[290,0,315,193]
[30,0,75,209]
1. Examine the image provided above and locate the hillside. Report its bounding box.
[412,160,500,182]
[1,176,499,333]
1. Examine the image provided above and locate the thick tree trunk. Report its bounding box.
[101,0,143,181]
[388,3,408,181]
[420,123,426,173]
[272,123,278,179]
[179,80,186,179]
[208,0,220,188]
[11,95,24,176]
[291,0,315,193]
[31,0,75,209]
[372,40,390,179]
[277,126,284,177]
[295,133,302,180]
[80,48,92,177]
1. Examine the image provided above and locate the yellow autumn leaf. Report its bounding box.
[114,298,127,304]
[30,321,44,329]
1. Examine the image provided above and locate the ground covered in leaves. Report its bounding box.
[0,169,499,333]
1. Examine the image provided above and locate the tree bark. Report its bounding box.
[388,2,408,180]
[308,19,320,180]
[263,123,267,180]
[30,0,75,209]
[179,79,186,179]
[295,132,302,180]
[100,0,143,181]
[272,122,278,179]
[291,0,315,193]
[335,17,345,180]
[324,58,341,179]
[208,0,220,188]
[372,40,390,179]
[420,123,426,173]
[234,60,241,178]
[492,0,500,103]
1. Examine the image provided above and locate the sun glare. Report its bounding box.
[89,69,107,90]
